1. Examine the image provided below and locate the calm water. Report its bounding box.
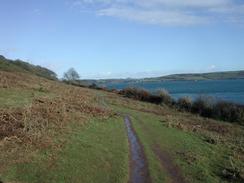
[105,79,244,104]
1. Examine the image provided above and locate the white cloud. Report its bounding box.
[98,7,208,26]
[70,0,244,26]
[135,0,231,8]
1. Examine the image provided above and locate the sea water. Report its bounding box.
[106,79,244,104]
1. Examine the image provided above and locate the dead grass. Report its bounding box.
[0,93,112,145]
[0,71,49,89]
[0,71,114,176]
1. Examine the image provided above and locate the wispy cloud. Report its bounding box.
[98,7,208,26]
[70,0,244,26]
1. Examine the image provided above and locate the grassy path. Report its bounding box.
[125,114,185,183]
[110,104,237,183]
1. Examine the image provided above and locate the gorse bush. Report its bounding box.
[213,101,244,124]
[190,96,244,125]
[118,87,244,125]
[119,88,148,100]
[156,89,174,105]
[177,97,192,111]
[191,96,215,118]
[119,88,163,104]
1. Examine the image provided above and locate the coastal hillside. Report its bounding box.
[0,59,243,183]
[2,0,244,182]
[0,55,57,80]
[147,70,244,81]
[81,70,244,86]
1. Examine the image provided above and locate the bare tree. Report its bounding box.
[63,68,80,82]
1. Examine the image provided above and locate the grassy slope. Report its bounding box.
[0,88,54,108]
[0,71,129,183]
[4,117,128,183]
[0,71,243,183]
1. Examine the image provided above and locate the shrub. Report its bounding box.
[119,87,244,125]
[147,95,164,104]
[177,97,192,111]
[157,89,174,105]
[119,88,148,100]
[191,96,215,118]
[190,96,244,125]
[214,101,244,124]
[119,88,162,104]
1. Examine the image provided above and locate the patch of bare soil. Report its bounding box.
[153,144,186,183]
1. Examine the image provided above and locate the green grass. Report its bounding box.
[0,88,51,107]
[113,105,233,183]
[2,116,129,183]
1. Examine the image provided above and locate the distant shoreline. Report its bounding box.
[80,70,244,85]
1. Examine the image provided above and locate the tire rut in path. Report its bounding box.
[124,116,151,183]
[153,145,186,183]
[132,115,186,183]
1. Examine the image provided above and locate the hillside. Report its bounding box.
[80,70,244,87]
[0,67,243,182]
[148,70,244,81]
[0,55,57,80]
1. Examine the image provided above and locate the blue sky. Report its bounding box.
[0,0,244,79]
